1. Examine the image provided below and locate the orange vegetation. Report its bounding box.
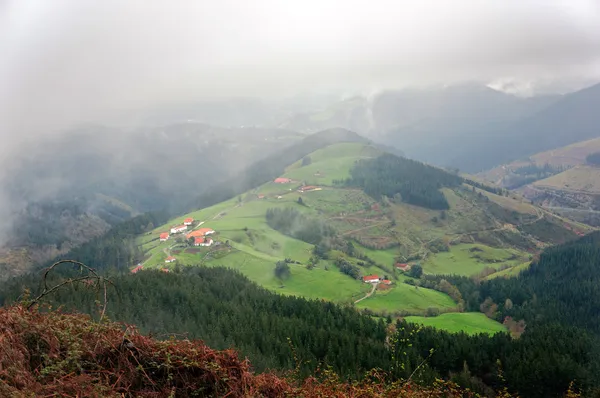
[0,305,476,397]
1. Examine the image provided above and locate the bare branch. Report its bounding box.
[27,259,114,315]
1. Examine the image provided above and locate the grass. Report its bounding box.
[282,143,380,186]
[135,141,559,327]
[472,187,538,215]
[534,165,600,193]
[485,262,530,280]
[404,312,507,335]
[206,250,370,303]
[356,245,398,270]
[355,282,456,315]
[422,244,527,276]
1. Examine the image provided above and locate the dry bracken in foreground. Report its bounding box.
[0,305,483,397]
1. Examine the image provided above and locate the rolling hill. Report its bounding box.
[133,141,591,334]
[479,137,600,188]
[0,123,305,280]
[478,138,600,227]
[444,82,600,171]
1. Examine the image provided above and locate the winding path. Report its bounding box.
[354,282,377,304]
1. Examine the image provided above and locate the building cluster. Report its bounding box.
[132,217,218,272]
[362,275,392,285]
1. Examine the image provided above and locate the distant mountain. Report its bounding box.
[479,137,600,188]
[477,137,600,227]
[443,82,600,172]
[276,83,560,165]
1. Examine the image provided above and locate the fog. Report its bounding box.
[0,0,600,271]
[1,0,600,140]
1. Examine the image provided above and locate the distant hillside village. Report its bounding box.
[131,217,217,274]
[129,178,341,275]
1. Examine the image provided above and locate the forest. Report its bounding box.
[5,233,600,396]
[586,152,600,166]
[341,153,463,209]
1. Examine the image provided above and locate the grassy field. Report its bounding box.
[282,143,380,186]
[472,187,538,215]
[355,283,456,314]
[405,312,507,335]
[485,262,530,280]
[533,165,600,193]
[423,244,527,276]
[204,250,371,303]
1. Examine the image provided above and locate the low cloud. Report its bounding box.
[1,0,599,141]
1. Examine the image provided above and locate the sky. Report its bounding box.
[1,0,600,139]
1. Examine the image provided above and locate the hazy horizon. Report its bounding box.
[2,0,600,140]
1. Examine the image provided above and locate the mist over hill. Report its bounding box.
[0,123,303,278]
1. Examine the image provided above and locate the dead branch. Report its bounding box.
[27,259,114,318]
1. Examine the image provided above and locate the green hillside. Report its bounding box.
[136,141,592,333]
[405,312,508,335]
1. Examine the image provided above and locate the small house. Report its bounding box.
[395,263,410,271]
[362,275,380,284]
[159,233,170,242]
[131,265,144,274]
[274,177,292,184]
[187,228,215,239]
[165,256,176,263]
[184,218,194,226]
[382,279,392,285]
[194,237,213,247]
[257,194,265,199]
[170,225,188,234]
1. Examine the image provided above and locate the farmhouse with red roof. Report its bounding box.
[159,233,170,242]
[165,256,176,263]
[187,228,215,239]
[194,237,213,247]
[362,275,380,283]
[131,265,144,274]
[395,263,410,271]
[170,225,188,234]
[184,218,194,226]
[274,177,292,184]
[382,279,392,285]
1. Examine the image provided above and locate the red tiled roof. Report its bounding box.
[383,279,392,285]
[131,265,144,274]
[161,268,170,273]
[159,233,169,239]
[274,177,291,183]
[395,263,409,269]
[363,275,379,281]
[184,218,193,223]
[165,256,175,261]
[187,228,214,238]
[194,237,205,244]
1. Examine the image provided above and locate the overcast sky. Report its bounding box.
[1,0,600,138]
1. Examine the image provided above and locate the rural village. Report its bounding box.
[130,177,327,275]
